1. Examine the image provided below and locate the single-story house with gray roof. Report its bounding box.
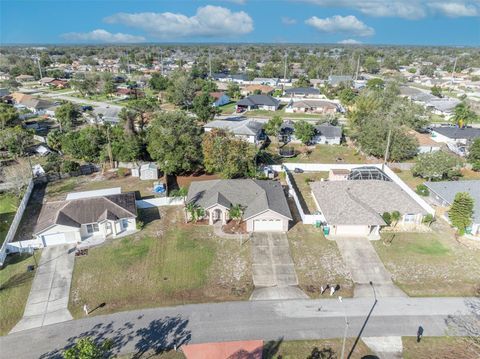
[424,180,480,236]
[431,127,480,145]
[204,118,265,144]
[33,191,137,246]
[284,87,320,98]
[186,179,292,232]
[310,180,428,237]
[279,121,342,145]
[236,95,280,111]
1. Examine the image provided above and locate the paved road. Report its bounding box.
[335,237,407,298]
[1,297,477,359]
[250,233,307,300]
[41,93,122,111]
[11,245,75,333]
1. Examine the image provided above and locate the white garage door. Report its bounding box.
[42,233,66,246]
[335,225,370,237]
[253,219,283,232]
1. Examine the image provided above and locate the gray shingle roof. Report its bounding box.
[34,192,137,234]
[285,87,319,95]
[237,95,280,107]
[432,127,480,140]
[204,118,264,136]
[314,124,342,138]
[425,180,480,223]
[186,179,292,220]
[310,180,427,225]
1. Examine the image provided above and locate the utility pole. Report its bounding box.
[355,56,360,82]
[451,57,457,85]
[382,127,392,171]
[208,50,212,78]
[35,49,43,79]
[106,126,114,169]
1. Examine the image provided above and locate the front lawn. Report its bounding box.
[288,223,353,298]
[0,253,37,335]
[402,337,478,359]
[373,231,480,296]
[218,102,237,115]
[0,193,19,246]
[69,207,253,318]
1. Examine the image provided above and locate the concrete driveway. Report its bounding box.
[10,244,76,333]
[335,237,406,298]
[250,232,307,300]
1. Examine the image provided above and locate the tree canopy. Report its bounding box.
[412,151,460,180]
[202,129,256,178]
[147,111,203,175]
[55,102,80,131]
[293,120,315,145]
[192,92,219,123]
[449,192,474,234]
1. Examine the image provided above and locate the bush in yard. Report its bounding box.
[416,184,429,196]
[382,212,392,226]
[117,167,128,177]
[136,220,144,230]
[472,162,480,172]
[412,151,460,181]
[449,192,474,234]
[422,213,435,226]
[63,337,112,359]
[61,160,80,174]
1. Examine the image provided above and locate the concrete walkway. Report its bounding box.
[335,237,407,298]
[10,244,76,333]
[363,336,403,359]
[250,232,307,300]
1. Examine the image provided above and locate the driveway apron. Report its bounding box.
[10,244,76,333]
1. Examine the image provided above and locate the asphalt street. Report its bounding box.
[0,297,477,359]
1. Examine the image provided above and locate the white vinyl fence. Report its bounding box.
[136,197,184,209]
[0,179,34,266]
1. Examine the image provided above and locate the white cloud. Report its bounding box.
[62,29,145,43]
[104,6,254,39]
[298,0,480,19]
[305,15,375,36]
[221,0,247,4]
[428,2,478,17]
[281,16,297,25]
[338,39,363,44]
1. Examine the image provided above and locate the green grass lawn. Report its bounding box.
[69,207,253,318]
[394,168,480,191]
[0,193,19,246]
[288,222,354,298]
[402,336,478,359]
[0,253,37,335]
[291,172,329,214]
[261,338,373,359]
[373,231,480,296]
[218,102,237,114]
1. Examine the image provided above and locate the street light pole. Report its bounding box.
[338,296,349,359]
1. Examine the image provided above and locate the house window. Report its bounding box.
[121,219,129,229]
[404,214,416,223]
[86,223,99,234]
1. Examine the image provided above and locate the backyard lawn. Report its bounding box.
[69,207,253,318]
[218,102,237,115]
[394,168,480,191]
[373,230,480,296]
[291,172,329,214]
[288,221,353,298]
[0,193,19,246]
[0,253,37,335]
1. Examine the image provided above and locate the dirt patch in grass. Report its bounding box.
[264,338,373,359]
[69,207,252,318]
[0,253,37,335]
[374,231,480,296]
[174,173,220,190]
[403,336,479,359]
[288,223,353,298]
[291,172,329,214]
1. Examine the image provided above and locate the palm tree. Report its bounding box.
[185,202,205,223]
[453,102,477,127]
[391,211,401,227]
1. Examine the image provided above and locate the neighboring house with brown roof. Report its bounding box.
[409,130,441,153]
[33,191,137,246]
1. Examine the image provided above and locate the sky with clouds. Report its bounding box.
[1,0,479,45]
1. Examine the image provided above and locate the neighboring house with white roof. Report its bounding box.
[310,171,428,237]
[186,179,292,232]
[424,180,480,236]
[279,121,342,145]
[251,78,279,86]
[204,118,265,144]
[284,87,320,98]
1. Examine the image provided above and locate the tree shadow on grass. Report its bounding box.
[39,315,190,359]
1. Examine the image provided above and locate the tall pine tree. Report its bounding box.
[449,192,474,234]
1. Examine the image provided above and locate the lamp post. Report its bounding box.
[338,296,349,359]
